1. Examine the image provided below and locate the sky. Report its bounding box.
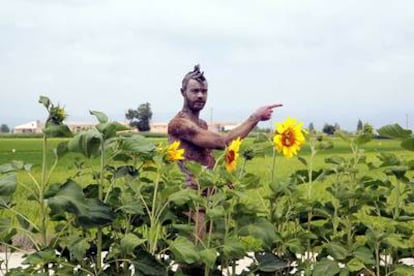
[1,0,413,131]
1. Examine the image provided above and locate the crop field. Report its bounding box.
[1,135,413,181]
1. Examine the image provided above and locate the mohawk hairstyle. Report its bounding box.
[181,64,207,92]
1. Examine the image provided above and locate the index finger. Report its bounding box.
[268,103,283,109]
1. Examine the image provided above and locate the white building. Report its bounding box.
[13,120,44,134]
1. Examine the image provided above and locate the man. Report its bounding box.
[168,64,281,275]
[168,64,282,179]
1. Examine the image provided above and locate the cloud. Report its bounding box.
[1,0,413,130]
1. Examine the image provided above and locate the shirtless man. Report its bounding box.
[168,64,282,181]
[168,65,281,274]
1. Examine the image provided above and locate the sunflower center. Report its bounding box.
[226,150,235,163]
[282,129,295,147]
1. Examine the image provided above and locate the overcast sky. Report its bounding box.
[1,0,413,131]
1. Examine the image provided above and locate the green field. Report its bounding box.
[1,136,412,180]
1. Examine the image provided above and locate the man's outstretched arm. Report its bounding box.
[171,104,282,150]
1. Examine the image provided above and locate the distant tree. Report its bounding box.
[0,124,10,133]
[357,119,363,132]
[125,103,153,131]
[308,122,315,134]
[322,123,336,135]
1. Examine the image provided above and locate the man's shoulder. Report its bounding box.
[168,112,193,136]
[168,112,188,126]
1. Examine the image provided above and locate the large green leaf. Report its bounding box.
[206,206,225,219]
[169,237,199,264]
[0,173,17,196]
[46,180,88,215]
[353,246,375,265]
[312,258,340,276]
[43,123,72,137]
[120,233,146,256]
[96,121,130,139]
[346,258,365,272]
[68,238,90,262]
[0,217,16,242]
[120,135,156,154]
[0,161,24,173]
[393,264,414,275]
[255,251,288,272]
[238,219,277,249]
[67,128,102,158]
[169,189,200,206]
[222,236,245,259]
[131,248,167,275]
[22,249,58,266]
[326,242,348,261]
[78,198,115,228]
[377,124,412,139]
[90,110,108,124]
[46,180,114,228]
[199,248,218,269]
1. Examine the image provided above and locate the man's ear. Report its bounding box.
[180,88,184,95]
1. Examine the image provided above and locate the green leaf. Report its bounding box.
[43,124,72,137]
[298,156,308,166]
[353,246,375,264]
[78,198,115,228]
[0,173,17,196]
[68,128,102,158]
[120,135,155,154]
[222,236,245,259]
[131,248,167,275]
[90,110,108,123]
[68,238,89,262]
[346,258,365,272]
[169,237,199,264]
[255,251,288,272]
[325,156,345,165]
[22,249,58,266]
[169,189,200,206]
[401,137,414,151]
[199,248,218,269]
[46,180,114,227]
[393,264,414,275]
[38,96,51,109]
[326,242,348,261]
[0,218,16,242]
[238,219,277,249]
[312,258,340,276]
[206,206,225,219]
[96,121,130,139]
[377,124,412,139]
[120,233,146,256]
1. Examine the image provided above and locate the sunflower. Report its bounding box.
[48,105,67,125]
[166,140,185,161]
[225,137,242,172]
[273,117,306,158]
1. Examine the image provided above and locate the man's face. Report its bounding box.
[182,79,208,112]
